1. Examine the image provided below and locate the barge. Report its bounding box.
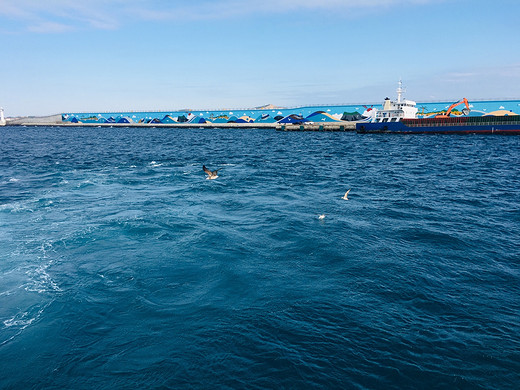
[357,115,520,134]
[356,82,520,134]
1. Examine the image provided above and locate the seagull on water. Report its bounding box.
[318,214,326,220]
[342,189,351,200]
[203,165,219,180]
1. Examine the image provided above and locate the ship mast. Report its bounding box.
[396,80,403,103]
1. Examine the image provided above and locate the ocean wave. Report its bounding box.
[1,302,51,347]
[3,311,38,328]
[76,180,95,188]
[0,202,34,213]
[22,245,61,294]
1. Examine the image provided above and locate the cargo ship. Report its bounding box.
[356,82,520,134]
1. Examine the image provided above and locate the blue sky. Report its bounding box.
[1,0,519,116]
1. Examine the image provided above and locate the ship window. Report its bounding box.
[390,118,397,122]
[382,118,388,122]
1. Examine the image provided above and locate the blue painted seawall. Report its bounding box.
[62,100,520,125]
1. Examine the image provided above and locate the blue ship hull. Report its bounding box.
[357,116,520,134]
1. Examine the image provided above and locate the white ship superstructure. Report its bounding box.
[372,81,418,123]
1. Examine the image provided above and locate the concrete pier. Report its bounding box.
[276,123,356,131]
[4,115,359,131]
[6,114,63,126]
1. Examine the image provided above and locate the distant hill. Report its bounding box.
[254,104,286,110]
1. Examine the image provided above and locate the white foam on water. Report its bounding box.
[0,202,34,213]
[1,302,51,346]
[23,245,61,294]
[0,289,14,298]
[24,264,61,293]
[76,180,95,188]
[3,311,37,328]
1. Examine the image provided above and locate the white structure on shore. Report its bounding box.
[371,80,418,123]
[0,108,5,126]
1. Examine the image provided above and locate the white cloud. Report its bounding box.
[128,0,441,21]
[0,0,125,32]
[0,0,441,31]
[27,22,75,34]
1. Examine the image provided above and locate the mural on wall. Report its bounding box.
[62,99,520,124]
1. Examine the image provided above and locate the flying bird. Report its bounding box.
[342,189,351,200]
[203,165,219,180]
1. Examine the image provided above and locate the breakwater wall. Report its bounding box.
[6,98,520,130]
[7,114,63,126]
[59,99,520,127]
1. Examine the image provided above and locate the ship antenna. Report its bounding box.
[397,79,403,103]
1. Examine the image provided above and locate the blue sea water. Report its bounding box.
[0,126,519,389]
